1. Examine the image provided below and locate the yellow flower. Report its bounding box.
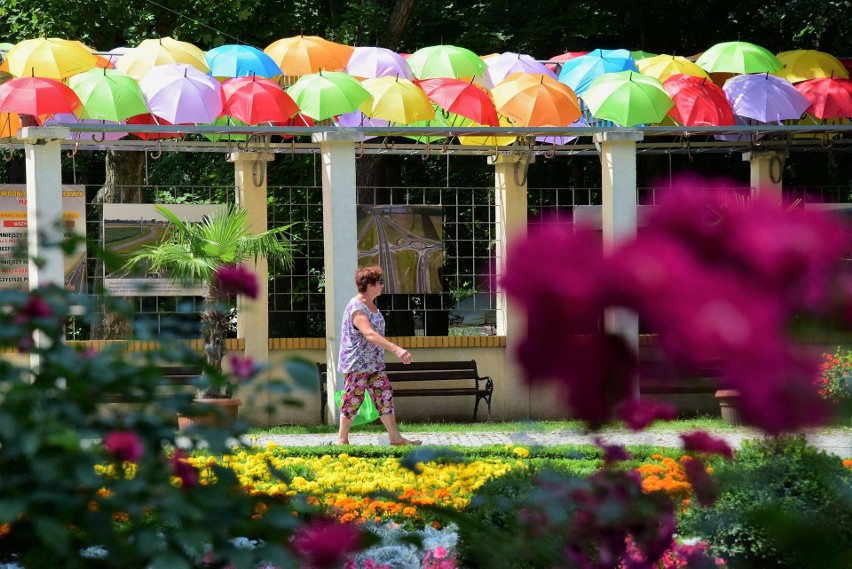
[512,447,530,458]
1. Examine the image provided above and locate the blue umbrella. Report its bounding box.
[205,44,282,78]
[557,48,637,95]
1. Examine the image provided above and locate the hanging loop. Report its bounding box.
[383,136,394,149]
[355,141,365,160]
[543,143,556,159]
[149,141,163,160]
[252,157,265,187]
[421,143,431,160]
[66,142,79,158]
[92,130,105,143]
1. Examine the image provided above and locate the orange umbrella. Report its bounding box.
[263,35,353,77]
[0,112,21,138]
[491,72,582,127]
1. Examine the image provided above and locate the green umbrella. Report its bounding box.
[581,70,673,126]
[285,70,372,121]
[202,115,248,142]
[406,44,486,80]
[695,41,781,74]
[67,68,149,122]
[630,50,658,62]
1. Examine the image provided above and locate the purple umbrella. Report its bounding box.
[723,73,810,123]
[41,113,128,141]
[713,115,767,142]
[335,109,387,139]
[535,116,587,145]
[345,46,414,80]
[139,63,222,124]
[485,52,557,86]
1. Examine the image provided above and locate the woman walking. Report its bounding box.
[336,265,422,446]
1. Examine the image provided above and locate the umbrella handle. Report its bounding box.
[149,141,162,160]
[66,143,79,159]
[355,141,365,160]
[543,143,556,159]
[421,143,431,160]
[92,131,105,143]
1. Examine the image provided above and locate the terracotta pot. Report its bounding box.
[177,398,242,432]
[714,389,741,426]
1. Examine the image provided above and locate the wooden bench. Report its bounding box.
[638,359,723,396]
[102,365,203,403]
[316,360,494,423]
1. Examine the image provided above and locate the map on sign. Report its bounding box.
[357,205,443,294]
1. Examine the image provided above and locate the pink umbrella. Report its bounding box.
[139,63,222,124]
[345,46,414,80]
[723,73,810,123]
[545,51,589,73]
[485,52,557,85]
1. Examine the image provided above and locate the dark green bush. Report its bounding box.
[679,436,852,569]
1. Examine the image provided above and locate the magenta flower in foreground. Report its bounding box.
[680,431,733,460]
[229,354,256,380]
[104,431,143,463]
[293,518,364,569]
[617,399,677,431]
[215,264,259,299]
[13,297,53,325]
[171,450,198,490]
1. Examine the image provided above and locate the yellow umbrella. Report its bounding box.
[637,54,710,82]
[774,49,849,83]
[263,35,353,77]
[0,112,21,139]
[5,37,98,79]
[361,76,434,124]
[458,113,517,146]
[115,37,209,81]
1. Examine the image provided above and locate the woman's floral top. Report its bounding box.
[338,297,386,373]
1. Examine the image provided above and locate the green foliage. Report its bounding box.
[679,436,852,568]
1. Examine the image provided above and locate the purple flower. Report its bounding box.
[292,518,364,569]
[104,431,143,463]
[214,265,259,299]
[617,399,676,431]
[680,430,733,460]
[682,457,719,507]
[595,438,632,464]
[229,354,255,380]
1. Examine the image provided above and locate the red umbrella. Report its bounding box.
[663,73,735,126]
[0,76,82,117]
[417,77,499,126]
[794,77,852,119]
[220,76,299,125]
[125,113,183,140]
[545,51,589,72]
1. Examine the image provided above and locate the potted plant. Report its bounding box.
[125,204,295,429]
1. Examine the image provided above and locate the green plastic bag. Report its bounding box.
[334,389,380,426]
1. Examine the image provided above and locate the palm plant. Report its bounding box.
[125,204,295,397]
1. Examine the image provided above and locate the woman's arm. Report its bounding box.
[352,310,412,364]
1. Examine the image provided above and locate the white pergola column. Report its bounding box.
[742,150,784,203]
[595,130,642,397]
[313,132,362,423]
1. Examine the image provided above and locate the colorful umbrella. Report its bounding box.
[205,44,282,78]
[491,72,582,127]
[220,76,298,125]
[263,35,354,77]
[125,113,182,140]
[5,37,98,79]
[360,76,434,124]
[458,113,517,147]
[286,70,372,121]
[581,71,673,126]
[794,77,852,119]
[67,68,149,122]
[406,45,486,80]
[139,63,222,124]
[0,112,21,139]
[544,51,589,73]
[201,115,248,142]
[335,110,387,139]
[116,37,210,81]
[418,77,499,126]
[774,49,849,83]
[40,113,128,141]
[557,48,638,95]
[695,41,781,75]
[0,76,82,117]
[345,46,414,80]
[663,74,735,126]
[637,54,710,83]
[630,50,658,62]
[535,116,587,145]
[723,73,810,123]
[484,52,556,86]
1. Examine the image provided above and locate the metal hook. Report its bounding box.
[66,142,79,158]
[421,143,431,160]
[149,141,162,160]
[92,130,105,143]
[236,135,251,152]
[355,141,365,160]
[543,143,556,159]
[820,131,833,149]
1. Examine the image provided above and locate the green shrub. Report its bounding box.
[679,436,852,569]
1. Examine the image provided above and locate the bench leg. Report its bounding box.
[473,397,481,422]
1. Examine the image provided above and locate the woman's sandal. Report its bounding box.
[390,438,422,446]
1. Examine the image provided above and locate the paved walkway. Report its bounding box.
[245,427,852,458]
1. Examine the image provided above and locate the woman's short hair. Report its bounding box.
[355,266,383,293]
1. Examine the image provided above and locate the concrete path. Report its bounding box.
[244,427,852,458]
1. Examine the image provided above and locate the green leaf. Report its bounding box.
[32,515,71,554]
[150,553,192,569]
[0,499,24,523]
[284,356,319,391]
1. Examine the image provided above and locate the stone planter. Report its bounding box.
[177,398,242,432]
[714,389,741,426]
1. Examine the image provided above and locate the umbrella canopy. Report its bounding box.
[663,74,735,126]
[535,116,587,145]
[696,41,781,74]
[544,51,589,73]
[263,35,354,77]
[637,54,710,82]
[201,115,248,142]
[335,110,387,139]
[557,48,638,95]
[774,49,849,83]
[484,52,556,86]
[286,70,372,121]
[125,113,182,140]
[67,68,149,122]
[723,73,810,123]
[40,113,128,141]
[205,44,282,78]
[360,76,434,124]
[794,77,852,119]
[220,76,298,124]
[581,71,673,126]
[0,112,21,139]
[458,113,517,147]
[345,46,413,80]
[139,63,222,124]
[5,37,98,79]
[406,44,486,80]
[491,72,582,127]
[418,77,499,126]
[116,37,210,81]
[0,76,82,117]
[631,50,658,62]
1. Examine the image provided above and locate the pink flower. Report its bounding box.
[432,546,448,559]
[595,438,632,464]
[13,297,52,325]
[617,399,676,431]
[214,265,259,299]
[682,457,719,507]
[104,431,143,463]
[680,431,733,460]
[229,354,255,380]
[171,450,198,490]
[292,518,363,569]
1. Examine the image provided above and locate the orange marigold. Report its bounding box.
[0,524,9,539]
